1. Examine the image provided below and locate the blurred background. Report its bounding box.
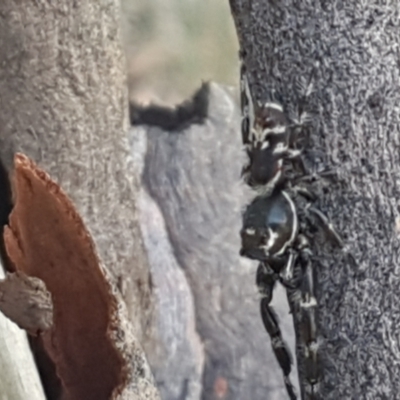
[120,3,300,399]
[120,0,239,104]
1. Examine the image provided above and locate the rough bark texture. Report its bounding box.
[131,83,299,400]
[0,1,158,399]
[230,1,400,399]
[0,1,153,343]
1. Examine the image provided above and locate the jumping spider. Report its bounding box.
[239,59,343,400]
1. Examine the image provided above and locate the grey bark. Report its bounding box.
[0,1,157,398]
[0,0,152,341]
[132,83,299,400]
[230,1,400,399]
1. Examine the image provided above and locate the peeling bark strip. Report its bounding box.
[4,154,127,400]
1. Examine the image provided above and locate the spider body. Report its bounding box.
[240,65,302,195]
[239,56,343,400]
[242,141,284,193]
[240,188,315,400]
[240,190,297,261]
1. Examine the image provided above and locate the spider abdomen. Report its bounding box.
[240,190,298,260]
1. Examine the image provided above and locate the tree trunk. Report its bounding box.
[0,0,152,341]
[230,1,400,399]
[0,1,156,398]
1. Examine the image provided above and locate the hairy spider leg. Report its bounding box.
[257,262,298,400]
[297,239,320,400]
[293,168,338,185]
[290,186,344,249]
[240,61,254,146]
[279,249,298,286]
[307,206,344,248]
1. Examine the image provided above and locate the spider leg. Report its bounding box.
[297,237,320,400]
[287,148,303,159]
[291,161,338,186]
[297,189,357,268]
[279,250,298,288]
[307,205,358,267]
[303,168,337,182]
[292,186,317,202]
[257,262,298,400]
[307,206,344,248]
[241,111,251,145]
[240,61,254,145]
[291,187,344,249]
[291,153,309,177]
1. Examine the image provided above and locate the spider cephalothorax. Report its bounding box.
[252,101,288,144]
[238,55,343,400]
[240,66,302,195]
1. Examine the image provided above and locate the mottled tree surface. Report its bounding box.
[0,2,157,399]
[0,1,153,342]
[230,1,400,399]
[132,83,300,400]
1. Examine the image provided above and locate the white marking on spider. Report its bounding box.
[272,142,289,155]
[308,340,319,352]
[263,102,283,112]
[251,128,269,143]
[245,228,256,235]
[281,190,298,249]
[261,141,270,150]
[301,296,317,308]
[271,336,286,349]
[280,251,296,282]
[286,149,301,158]
[255,125,287,142]
[263,125,287,135]
[304,340,320,360]
[264,227,279,253]
[305,382,321,396]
